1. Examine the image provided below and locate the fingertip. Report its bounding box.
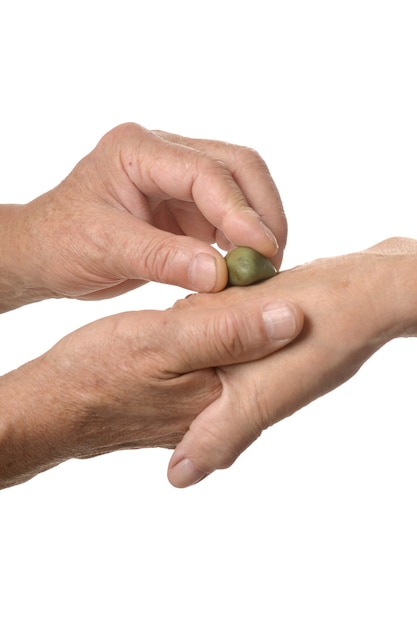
[262,301,299,341]
[212,254,229,292]
[188,252,228,293]
[256,299,303,345]
[260,221,279,257]
[167,455,209,489]
[225,211,280,260]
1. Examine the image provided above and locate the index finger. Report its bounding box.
[154,130,287,261]
[113,124,284,261]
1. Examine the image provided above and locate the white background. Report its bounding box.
[1,1,417,624]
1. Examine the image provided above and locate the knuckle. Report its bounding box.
[172,293,199,311]
[197,153,229,179]
[140,239,178,283]
[225,368,274,437]
[96,122,147,162]
[233,144,265,167]
[240,145,264,163]
[105,121,142,142]
[250,384,273,434]
[236,146,271,178]
[200,150,226,167]
[212,310,249,360]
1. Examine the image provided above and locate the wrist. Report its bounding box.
[0,203,52,312]
[367,237,417,340]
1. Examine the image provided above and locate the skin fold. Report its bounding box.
[0,298,303,489]
[0,123,285,312]
[167,237,417,487]
[0,122,298,489]
[2,123,415,491]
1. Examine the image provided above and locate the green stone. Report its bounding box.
[225,246,277,286]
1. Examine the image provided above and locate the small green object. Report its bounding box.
[225,246,277,286]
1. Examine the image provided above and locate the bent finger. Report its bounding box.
[112,124,280,258]
[167,357,278,488]
[153,130,287,265]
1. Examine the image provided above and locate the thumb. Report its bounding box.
[167,299,304,488]
[117,218,228,292]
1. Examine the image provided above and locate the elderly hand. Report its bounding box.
[0,123,285,312]
[0,295,303,489]
[167,237,417,487]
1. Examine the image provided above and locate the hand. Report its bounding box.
[1,123,285,311]
[0,296,303,489]
[167,237,417,487]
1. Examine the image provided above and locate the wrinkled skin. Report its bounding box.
[0,121,295,489]
[0,123,285,312]
[168,237,417,487]
[0,296,303,489]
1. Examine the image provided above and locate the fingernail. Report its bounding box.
[189,253,217,292]
[169,458,207,488]
[262,223,279,252]
[263,302,296,340]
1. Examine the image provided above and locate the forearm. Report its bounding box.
[0,204,51,313]
[1,292,301,489]
[0,357,76,489]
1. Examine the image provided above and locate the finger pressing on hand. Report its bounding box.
[115,124,281,259]
[170,297,303,372]
[167,299,304,488]
[153,130,287,267]
[114,218,229,292]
